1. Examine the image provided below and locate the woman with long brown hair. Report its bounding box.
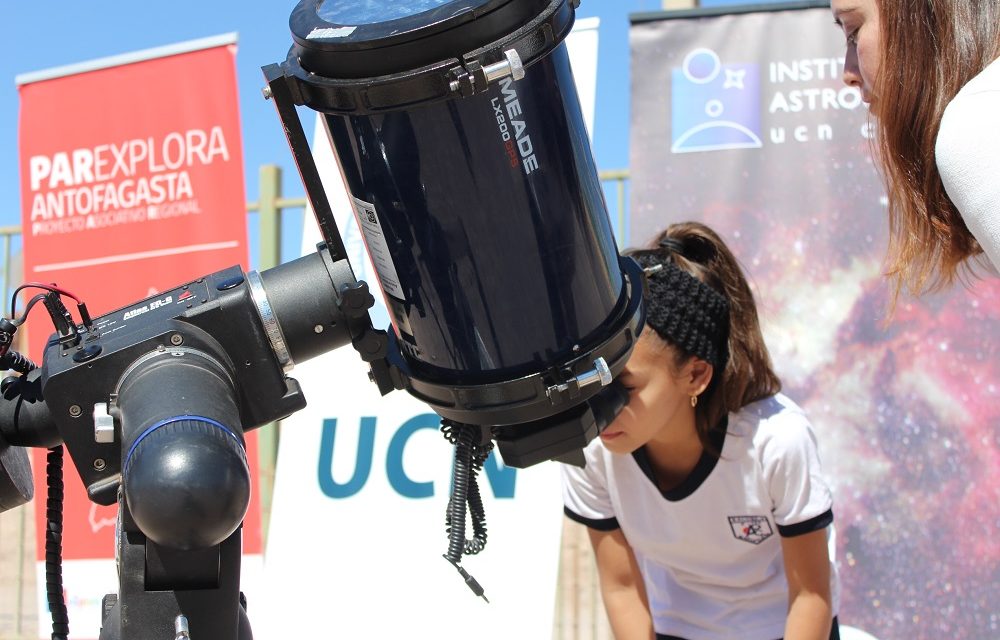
[831,0,1000,297]
[561,222,839,639]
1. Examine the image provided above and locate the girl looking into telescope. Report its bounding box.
[561,222,839,640]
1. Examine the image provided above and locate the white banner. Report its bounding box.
[256,116,564,637]
[566,16,600,142]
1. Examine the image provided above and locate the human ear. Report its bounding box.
[683,358,714,397]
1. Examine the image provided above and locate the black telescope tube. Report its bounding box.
[288,0,628,390]
[118,350,249,551]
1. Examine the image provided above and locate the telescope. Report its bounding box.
[0,1,644,638]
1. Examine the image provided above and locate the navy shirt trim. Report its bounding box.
[655,615,840,639]
[564,506,620,531]
[632,416,728,501]
[777,508,834,537]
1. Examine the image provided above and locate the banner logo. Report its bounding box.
[317,414,517,499]
[27,127,229,236]
[671,48,762,153]
[727,515,773,544]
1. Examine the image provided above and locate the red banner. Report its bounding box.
[17,35,259,633]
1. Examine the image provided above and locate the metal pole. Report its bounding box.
[598,169,629,243]
[2,233,11,319]
[16,505,25,637]
[258,165,283,271]
[255,164,283,548]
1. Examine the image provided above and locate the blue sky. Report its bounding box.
[0,0,666,264]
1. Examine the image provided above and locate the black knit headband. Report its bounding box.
[634,252,731,371]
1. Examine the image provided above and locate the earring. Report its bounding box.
[690,395,698,408]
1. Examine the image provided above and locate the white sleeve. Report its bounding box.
[935,79,1000,272]
[560,445,619,531]
[759,409,834,537]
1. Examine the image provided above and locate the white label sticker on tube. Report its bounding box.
[350,196,406,301]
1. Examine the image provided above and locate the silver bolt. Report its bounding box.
[577,357,613,389]
[69,405,82,417]
[175,614,191,639]
[170,334,183,346]
[314,324,324,334]
[262,85,273,101]
[484,49,525,83]
[93,458,106,471]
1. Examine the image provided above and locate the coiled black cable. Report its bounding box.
[0,350,37,375]
[462,466,487,556]
[45,446,69,640]
[11,349,72,640]
[1,287,86,638]
[440,420,493,601]
[441,420,492,557]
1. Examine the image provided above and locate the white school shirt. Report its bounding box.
[561,393,839,640]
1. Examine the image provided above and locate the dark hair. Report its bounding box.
[626,222,781,451]
[873,0,1000,298]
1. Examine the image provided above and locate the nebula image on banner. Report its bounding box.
[629,7,1000,638]
[704,199,1000,640]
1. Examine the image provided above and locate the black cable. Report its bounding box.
[464,469,488,555]
[11,293,49,327]
[445,423,474,562]
[441,420,493,601]
[9,283,93,332]
[41,293,78,344]
[45,446,69,640]
[10,283,82,320]
[442,421,491,557]
[1,284,71,636]
[0,350,38,375]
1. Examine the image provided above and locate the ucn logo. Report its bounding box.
[317,413,516,499]
[671,48,762,153]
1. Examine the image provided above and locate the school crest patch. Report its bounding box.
[728,515,773,544]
